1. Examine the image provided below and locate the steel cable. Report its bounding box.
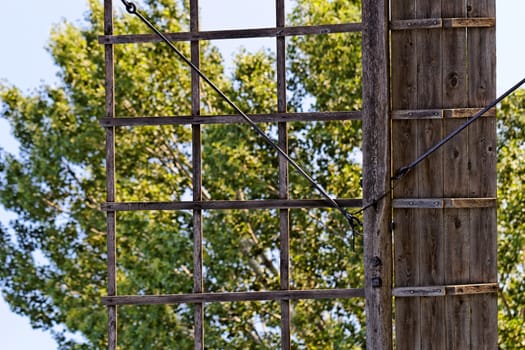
[118,0,362,245]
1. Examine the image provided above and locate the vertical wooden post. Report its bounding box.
[190,1,204,349]
[104,1,117,349]
[276,1,291,349]
[361,1,392,349]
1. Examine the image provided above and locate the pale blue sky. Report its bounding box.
[0,0,524,349]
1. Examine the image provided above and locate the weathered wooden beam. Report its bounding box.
[190,1,204,349]
[101,199,362,212]
[103,1,117,349]
[392,283,498,297]
[362,0,392,348]
[99,111,362,127]
[102,288,365,306]
[391,107,496,120]
[391,17,495,30]
[392,198,496,209]
[276,0,291,348]
[98,23,362,45]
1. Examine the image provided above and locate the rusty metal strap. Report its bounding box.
[392,283,498,297]
[391,17,495,30]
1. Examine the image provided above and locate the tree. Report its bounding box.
[0,0,364,348]
[497,89,525,349]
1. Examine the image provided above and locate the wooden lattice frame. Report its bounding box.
[100,0,498,349]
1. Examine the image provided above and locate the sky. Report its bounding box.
[0,0,524,349]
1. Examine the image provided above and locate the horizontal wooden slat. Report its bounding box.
[99,23,362,45]
[102,288,365,305]
[392,198,496,209]
[100,111,362,127]
[101,199,363,211]
[392,107,496,120]
[391,17,495,30]
[445,283,498,296]
[442,17,496,28]
[392,283,498,297]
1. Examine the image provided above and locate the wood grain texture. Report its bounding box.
[441,2,471,349]
[392,198,495,209]
[98,23,362,44]
[190,1,204,349]
[102,288,365,306]
[467,0,498,348]
[392,283,497,297]
[99,111,362,127]
[417,0,445,347]
[362,0,392,348]
[391,0,420,347]
[276,1,291,348]
[101,199,362,211]
[390,17,495,30]
[104,1,117,349]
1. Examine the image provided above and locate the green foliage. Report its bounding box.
[497,89,525,349]
[2,0,524,348]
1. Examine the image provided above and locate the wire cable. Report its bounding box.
[119,0,362,242]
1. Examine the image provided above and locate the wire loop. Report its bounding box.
[121,0,137,14]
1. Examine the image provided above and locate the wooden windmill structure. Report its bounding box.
[100,0,498,348]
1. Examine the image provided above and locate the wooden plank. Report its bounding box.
[441,1,470,347]
[444,17,495,28]
[392,197,496,209]
[468,0,498,348]
[445,283,498,296]
[414,0,445,348]
[362,0,392,349]
[98,23,362,44]
[391,0,419,347]
[99,111,362,127]
[391,107,496,120]
[190,1,204,349]
[276,1,290,348]
[443,107,496,118]
[101,199,362,211]
[392,283,498,297]
[391,17,495,30]
[102,288,366,306]
[104,1,117,349]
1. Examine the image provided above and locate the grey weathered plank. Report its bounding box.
[362,0,392,349]
[391,107,496,120]
[98,23,362,44]
[101,199,362,211]
[392,283,498,297]
[442,1,470,348]
[415,0,446,347]
[392,198,496,209]
[102,288,365,306]
[104,1,117,349]
[468,0,498,348]
[391,0,420,347]
[190,1,204,349]
[276,0,290,348]
[391,17,495,30]
[99,111,362,127]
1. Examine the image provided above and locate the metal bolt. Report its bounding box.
[372,277,382,288]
